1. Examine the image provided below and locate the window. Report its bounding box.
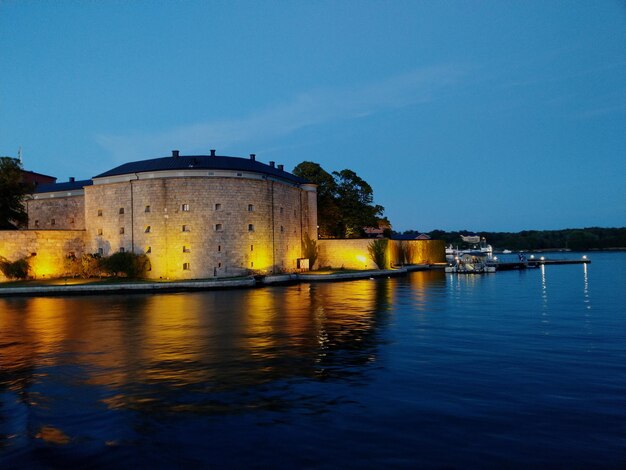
[248,224,254,232]
[97,209,102,217]
[120,247,125,253]
[250,244,254,252]
[119,208,125,214]
[183,246,191,253]
[146,246,152,253]
[145,226,151,233]
[280,207,284,214]
[215,203,221,211]
[280,225,284,233]
[218,262,222,268]
[51,219,56,226]
[34,220,39,227]
[70,217,75,224]
[236,172,243,177]
[218,245,221,252]
[251,262,254,268]
[145,205,151,213]
[248,204,254,212]
[119,227,125,234]
[97,228,103,236]
[182,225,190,232]
[183,262,190,271]
[98,248,103,255]
[181,204,190,212]
[215,224,223,231]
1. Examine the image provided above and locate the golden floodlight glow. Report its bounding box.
[356,255,367,264]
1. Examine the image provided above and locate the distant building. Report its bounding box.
[392,233,431,240]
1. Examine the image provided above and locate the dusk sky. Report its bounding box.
[1,1,624,232]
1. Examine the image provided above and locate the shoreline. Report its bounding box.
[0,264,440,298]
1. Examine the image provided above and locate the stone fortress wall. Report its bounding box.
[0,230,85,282]
[83,175,317,279]
[26,193,86,230]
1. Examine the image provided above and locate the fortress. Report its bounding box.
[13,151,317,279]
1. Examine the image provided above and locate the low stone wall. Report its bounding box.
[0,230,85,281]
[316,239,445,270]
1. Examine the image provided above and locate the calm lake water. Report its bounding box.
[1,252,624,469]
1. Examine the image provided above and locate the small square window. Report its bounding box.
[183,246,191,253]
[181,204,190,212]
[145,205,151,213]
[215,223,223,231]
[119,227,125,234]
[182,225,190,232]
[236,172,243,177]
[280,225,284,232]
[119,208,125,215]
[97,209,102,217]
[51,219,56,226]
[215,203,221,211]
[70,217,75,224]
[218,262,222,268]
[120,247,125,253]
[183,262,190,271]
[250,244,254,252]
[34,220,39,227]
[145,226,151,233]
[280,207,284,214]
[248,204,254,212]
[248,224,254,232]
[218,245,221,252]
[251,261,254,268]
[97,228,103,236]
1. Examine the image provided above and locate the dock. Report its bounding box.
[496,258,590,271]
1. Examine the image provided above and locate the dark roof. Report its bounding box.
[34,179,93,194]
[94,154,309,184]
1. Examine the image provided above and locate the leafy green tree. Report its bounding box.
[333,169,384,238]
[0,157,34,229]
[293,162,385,238]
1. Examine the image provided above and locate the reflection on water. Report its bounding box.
[0,259,624,468]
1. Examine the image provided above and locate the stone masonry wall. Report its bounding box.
[26,195,86,230]
[317,239,445,270]
[84,176,316,279]
[0,230,85,281]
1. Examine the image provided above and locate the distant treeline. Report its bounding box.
[396,227,626,251]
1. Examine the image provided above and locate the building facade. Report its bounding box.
[24,151,317,279]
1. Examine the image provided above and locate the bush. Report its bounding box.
[0,256,30,280]
[368,239,388,269]
[64,253,103,279]
[100,252,150,278]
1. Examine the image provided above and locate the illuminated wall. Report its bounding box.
[317,239,445,270]
[84,174,317,279]
[0,230,85,281]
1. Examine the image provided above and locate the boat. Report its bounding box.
[446,236,493,262]
[502,249,512,254]
[445,251,497,274]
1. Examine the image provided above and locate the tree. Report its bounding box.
[333,169,384,238]
[0,157,34,229]
[293,162,385,239]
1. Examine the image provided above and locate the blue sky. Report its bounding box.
[1,0,624,232]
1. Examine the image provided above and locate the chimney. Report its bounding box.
[277,164,284,171]
[269,161,275,168]
[210,149,216,157]
[69,177,75,183]
[250,153,256,161]
[172,150,180,158]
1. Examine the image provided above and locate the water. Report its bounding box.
[1,252,624,468]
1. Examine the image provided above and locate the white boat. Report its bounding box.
[445,252,497,274]
[502,249,512,254]
[446,237,493,262]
